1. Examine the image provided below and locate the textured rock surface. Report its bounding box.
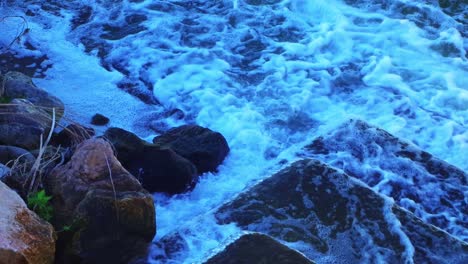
[0,99,56,150]
[204,233,314,264]
[304,119,468,241]
[153,125,229,174]
[2,71,64,112]
[50,123,95,148]
[105,127,198,194]
[0,145,35,197]
[44,138,155,263]
[0,145,35,166]
[215,159,468,263]
[0,181,56,264]
[91,113,110,126]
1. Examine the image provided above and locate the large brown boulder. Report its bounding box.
[105,127,198,194]
[0,99,56,150]
[204,233,314,264]
[153,125,229,174]
[0,181,56,264]
[44,138,156,263]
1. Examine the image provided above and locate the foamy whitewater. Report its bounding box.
[1,0,466,263]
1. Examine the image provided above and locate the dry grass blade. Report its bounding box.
[0,15,30,52]
[28,107,56,193]
[104,152,120,235]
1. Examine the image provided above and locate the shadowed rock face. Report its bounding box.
[304,119,468,242]
[0,99,55,150]
[215,159,468,264]
[0,181,56,264]
[204,233,314,264]
[44,138,155,264]
[2,72,64,112]
[104,127,198,195]
[153,125,230,174]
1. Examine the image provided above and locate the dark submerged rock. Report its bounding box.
[44,138,155,263]
[90,113,110,126]
[215,159,468,263]
[153,125,229,174]
[204,233,315,264]
[104,127,198,194]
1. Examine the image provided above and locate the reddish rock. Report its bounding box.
[0,181,56,264]
[44,138,156,263]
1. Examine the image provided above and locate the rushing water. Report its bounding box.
[1,0,467,263]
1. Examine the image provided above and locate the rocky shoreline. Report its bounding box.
[0,71,230,263]
[1,74,467,263]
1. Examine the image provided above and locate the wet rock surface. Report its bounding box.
[0,99,56,150]
[104,127,198,194]
[215,159,468,263]
[204,233,314,264]
[304,119,468,241]
[2,72,64,111]
[153,125,229,174]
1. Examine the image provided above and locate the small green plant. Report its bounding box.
[27,189,53,221]
[0,96,12,103]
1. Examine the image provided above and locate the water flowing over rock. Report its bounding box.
[215,159,468,263]
[44,138,155,263]
[105,127,198,194]
[304,119,468,242]
[153,125,230,174]
[203,233,315,264]
[0,181,56,264]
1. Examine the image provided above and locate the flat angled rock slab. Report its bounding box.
[304,119,468,241]
[215,159,468,264]
[203,233,314,264]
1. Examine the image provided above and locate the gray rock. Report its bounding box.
[105,127,198,194]
[304,119,468,241]
[0,145,35,196]
[0,99,57,150]
[204,233,314,264]
[2,71,64,113]
[153,125,229,174]
[215,159,468,263]
[0,145,35,166]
